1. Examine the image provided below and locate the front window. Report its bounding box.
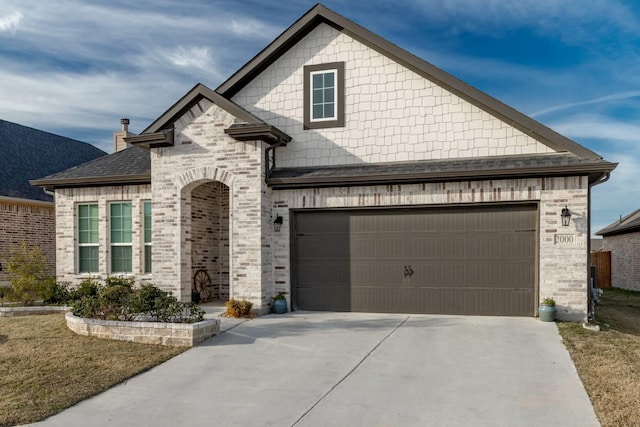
[78,204,99,273]
[311,69,337,121]
[110,202,132,273]
[143,201,152,274]
[303,62,344,129]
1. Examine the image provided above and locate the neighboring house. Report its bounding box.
[0,119,106,285]
[590,239,604,253]
[33,4,616,321]
[596,209,640,291]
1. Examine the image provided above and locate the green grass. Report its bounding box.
[0,314,185,426]
[558,288,640,427]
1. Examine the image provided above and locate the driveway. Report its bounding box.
[31,313,598,427]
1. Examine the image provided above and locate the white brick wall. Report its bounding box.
[55,184,152,284]
[232,23,554,168]
[150,100,272,307]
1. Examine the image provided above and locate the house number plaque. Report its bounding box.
[554,234,575,245]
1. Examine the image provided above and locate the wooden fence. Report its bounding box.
[590,251,611,289]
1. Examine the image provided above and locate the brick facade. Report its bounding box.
[603,232,640,291]
[150,100,272,307]
[54,184,152,285]
[0,199,55,285]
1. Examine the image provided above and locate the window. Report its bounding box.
[143,201,152,274]
[110,202,132,273]
[303,62,344,129]
[78,204,99,273]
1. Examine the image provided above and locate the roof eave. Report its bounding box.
[224,124,292,145]
[143,84,265,134]
[125,128,174,149]
[30,174,151,189]
[267,162,617,189]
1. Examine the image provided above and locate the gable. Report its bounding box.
[221,3,605,171]
[232,23,558,168]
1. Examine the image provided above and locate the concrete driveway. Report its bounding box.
[31,312,598,427]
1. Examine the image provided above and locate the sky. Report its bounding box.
[0,0,638,235]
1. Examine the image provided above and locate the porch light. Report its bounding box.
[273,215,283,232]
[561,206,571,227]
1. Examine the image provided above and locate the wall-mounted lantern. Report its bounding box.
[273,215,283,232]
[561,206,571,227]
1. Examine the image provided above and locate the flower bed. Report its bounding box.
[65,312,219,347]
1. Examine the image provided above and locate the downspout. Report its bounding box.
[587,172,611,320]
[264,139,286,183]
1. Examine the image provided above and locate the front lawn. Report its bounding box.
[0,314,185,426]
[558,288,640,427]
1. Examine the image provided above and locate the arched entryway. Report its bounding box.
[189,181,230,302]
[176,167,234,303]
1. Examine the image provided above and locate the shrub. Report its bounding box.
[70,279,204,323]
[224,299,254,318]
[68,278,100,301]
[6,243,56,305]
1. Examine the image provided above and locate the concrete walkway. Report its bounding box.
[30,313,599,427]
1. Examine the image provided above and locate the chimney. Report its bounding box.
[113,118,134,152]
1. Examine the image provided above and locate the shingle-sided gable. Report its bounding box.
[0,119,106,201]
[223,4,605,170]
[233,23,560,168]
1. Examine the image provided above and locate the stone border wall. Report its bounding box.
[65,312,219,347]
[0,306,69,317]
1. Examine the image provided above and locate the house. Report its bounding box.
[596,209,640,291]
[0,119,106,285]
[32,4,616,321]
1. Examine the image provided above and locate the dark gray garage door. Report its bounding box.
[292,204,537,316]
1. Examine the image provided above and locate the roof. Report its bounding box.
[596,208,640,237]
[141,83,278,134]
[217,3,604,161]
[268,153,616,189]
[0,119,106,202]
[30,146,150,188]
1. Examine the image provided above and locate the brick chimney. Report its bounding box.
[113,118,134,152]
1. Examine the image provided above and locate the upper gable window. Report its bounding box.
[304,62,344,129]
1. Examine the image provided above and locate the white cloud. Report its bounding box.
[531,91,640,118]
[167,46,216,72]
[0,11,22,33]
[549,116,640,143]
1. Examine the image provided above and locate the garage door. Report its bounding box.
[292,204,537,316]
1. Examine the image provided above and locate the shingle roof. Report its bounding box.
[0,119,106,202]
[30,146,150,188]
[268,153,616,188]
[596,208,640,236]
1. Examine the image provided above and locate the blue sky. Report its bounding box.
[0,0,638,234]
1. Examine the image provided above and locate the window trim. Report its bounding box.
[77,203,99,274]
[109,201,133,274]
[303,62,345,129]
[143,200,152,275]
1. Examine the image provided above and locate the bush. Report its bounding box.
[223,299,254,318]
[6,243,56,305]
[70,278,204,323]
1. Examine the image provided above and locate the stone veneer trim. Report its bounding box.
[65,312,220,347]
